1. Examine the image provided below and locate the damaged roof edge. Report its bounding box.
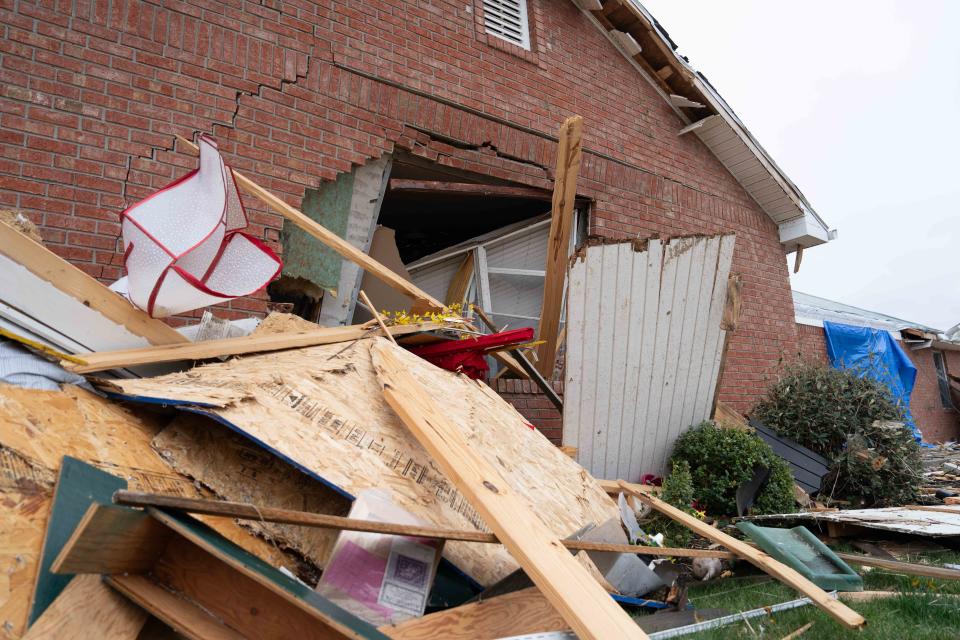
[579,0,836,250]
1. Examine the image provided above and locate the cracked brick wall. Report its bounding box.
[0,0,800,423]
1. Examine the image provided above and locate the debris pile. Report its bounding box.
[3,122,954,640]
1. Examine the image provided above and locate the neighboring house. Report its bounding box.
[1,2,833,435]
[795,291,960,443]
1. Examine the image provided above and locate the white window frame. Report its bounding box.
[482,0,532,50]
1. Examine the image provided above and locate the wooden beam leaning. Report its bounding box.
[445,252,475,306]
[0,221,187,347]
[535,115,583,378]
[174,136,442,309]
[112,491,731,559]
[64,322,442,373]
[619,482,866,630]
[371,342,647,640]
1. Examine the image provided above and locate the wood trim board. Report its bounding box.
[65,322,442,373]
[371,342,646,640]
[23,574,148,640]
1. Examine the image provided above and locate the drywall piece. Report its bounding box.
[23,574,148,640]
[370,342,646,640]
[104,338,619,586]
[353,226,415,323]
[563,235,735,480]
[28,457,126,625]
[316,156,393,326]
[153,415,350,568]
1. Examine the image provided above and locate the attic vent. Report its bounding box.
[483,0,531,50]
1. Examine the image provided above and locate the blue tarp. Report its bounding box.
[822,321,924,444]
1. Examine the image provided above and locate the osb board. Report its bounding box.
[153,414,350,567]
[0,384,297,639]
[251,312,319,336]
[106,339,619,586]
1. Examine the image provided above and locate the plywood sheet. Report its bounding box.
[105,340,619,586]
[153,415,350,567]
[563,235,735,480]
[0,384,300,639]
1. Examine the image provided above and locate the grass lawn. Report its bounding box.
[633,548,960,639]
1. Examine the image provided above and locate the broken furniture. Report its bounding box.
[736,522,862,591]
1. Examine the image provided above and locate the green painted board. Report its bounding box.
[737,522,863,591]
[28,456,127,624]
[282,175,355,290]
[149,508,392,639]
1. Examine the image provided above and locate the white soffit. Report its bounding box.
[581,0,835,249]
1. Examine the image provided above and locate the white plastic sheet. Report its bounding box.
[118,135,281,318]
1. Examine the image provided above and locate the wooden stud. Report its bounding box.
[535,116,583,378]
[105,575,243,640]
[445,252,475,306]
[0,221,187,346]
[359,290,397,345]
[380,587,568,640]
[23,575,148,640]
[780,622,814,640]
[655,65,674,80]
[112,491,730,559]
[371,342,647,640]
[64,322,441,373]
[175,136,442,309]
[619,482,866,630]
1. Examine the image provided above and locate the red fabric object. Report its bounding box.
[640,474,663,487]
[407,328,534,380]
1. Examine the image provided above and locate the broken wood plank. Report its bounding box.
[388,180,552,200]
[381,587,568,640]
[0,220,187,347]
[105,575,242,640]
[619,482,866,630]
[359,290,397,345]
[835,551,960,581]
[24,575,148,640]
[51,504,170,576]
[112,491,731,559]
[371,342,646,640]
[535,115,583,378]
[175,135,442,309]
[64,322,441,373]
[445,252,475,306]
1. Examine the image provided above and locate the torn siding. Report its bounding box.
[563,234,735,480]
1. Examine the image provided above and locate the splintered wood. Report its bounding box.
[105,338,619,586]
[0,384,295,639]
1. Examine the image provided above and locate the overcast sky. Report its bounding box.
[641,0,960,331]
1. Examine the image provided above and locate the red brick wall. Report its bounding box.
[496,379,563,445]
[0,1,799,398]
[794,322,960,443]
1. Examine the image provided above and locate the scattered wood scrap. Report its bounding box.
[619,481,866,630]
[103,338,619,586]
[371,342,646,640]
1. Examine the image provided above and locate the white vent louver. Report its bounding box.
[483,0,531,50]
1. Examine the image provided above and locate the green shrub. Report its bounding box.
[670,422,796,517]
[752,362,921,507]
[648,459,697,547]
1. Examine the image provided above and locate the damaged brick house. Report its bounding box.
[0,1,834,441]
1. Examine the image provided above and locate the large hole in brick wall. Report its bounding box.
[380,153,554,264]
